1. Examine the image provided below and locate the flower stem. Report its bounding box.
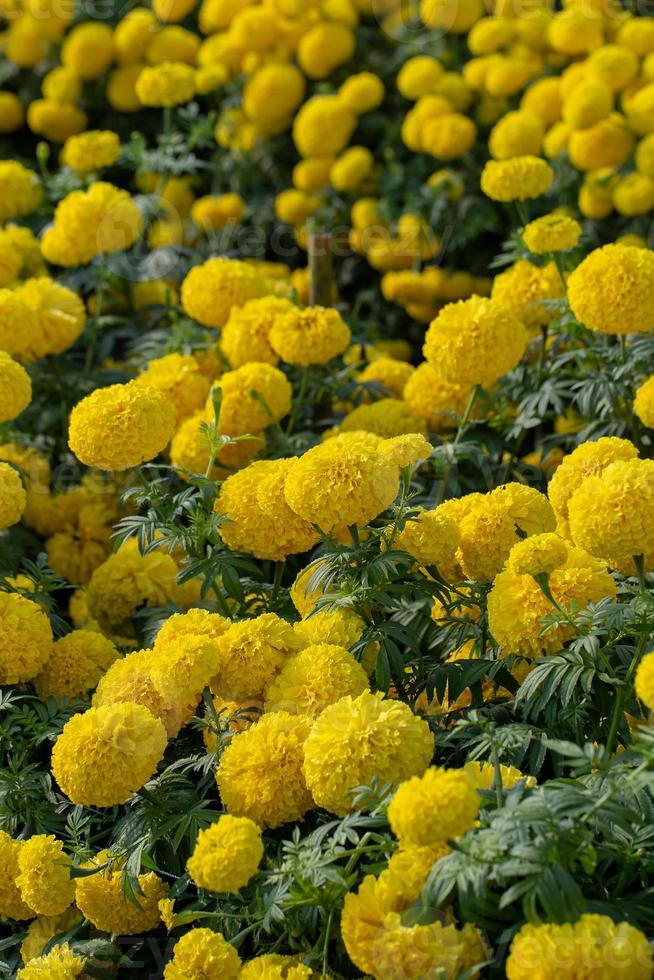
[606,629,650,756]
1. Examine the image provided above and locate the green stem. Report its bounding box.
[537,324,549,386]
[349,524,360,548]
[634,553,648,594]
[271,561,285,604]
[606,629,650,756]
[453,384,480,447]
[211,579,232,619]
[286,367,310,435]
[162,106,172,142]
[491,744,504,809]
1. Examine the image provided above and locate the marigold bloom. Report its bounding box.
[568,244,654,335]
[636,652,654,710]
[284,435,400,530]
[394,506,460,567]
[303,690,433,816]
[212,363,292,435]
[181,257,268,328]
[423,295,528,388]
[293,94,357,158]
[388,766,479,846]
[16,835,75,916]
[51,701,168,806]
[481,155,554,201]
[506,914,653,980]
[213,612,303,701]
[269,306,351,367]
[568,458,654,561]
[0,160,42,223]
[12,276,85,361]
[0,461,26,529]
[0,830,32,920]
[0,591,52,684]
[33,629,117,703]
[134,353,210,421]
[76,851,168,934]
[635,376,654,428]
[187,815,263,893]
[264,643,369,717]
[61,130,121,175]
[216,711,313,828]
[69,381,176,471]
[164,929,241,980]
[41,182,141,267]
[506,533,568,577]
[491,259,564,332]
[17,944,85,980]
[135,61,195,106]
[221,296,293,368]
[20,908,82,964]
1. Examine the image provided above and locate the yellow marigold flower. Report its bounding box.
[11,276,85,361]
[269,306,351,367]
[17,943,85,980]
[331,146,375,192]
[221,296,293,368]
[212,612,303,701]
[0,830,32,919]
[303,690,433,816]
[388,766,479,846]
[68,381,175,471]
[0,91,24,133]
[243,64,305,129]
[164,929,241,980]
[293,157,334,193]
[107,64,144,112]
[339,71,384,113]
[153,0,197,21]
[568,114,635,171]
[33,629,118,703]
[394,506,459,567]
[338,398,426,438]
[341,871,473,980]
[523,213,582,254]
[613,172,654,217]
[292,94,357,158]
[187,815,263,893]
[488,543,616,658]
[0,232,22,287]
[41,182,141,267]
[134,353,210,422]
[635,375,654,428]
[171,412,264,479]
[0,351,31,422]
[421,112,477,160]
[16,834,75,916]
[493,482,557,537]
[506,914,653,980]
[181,257,268,329]
[290,559,333,617]
[113,8,157,64]
[421,0,484,32]
[568,244,654,335]
[60,130,121,175]
[61,21,114,79]
[216,711,313,828]
[42,66,80,101]
[293,607,370,655]
[397,56,443,100]
[488,109,544,161]
[424,295,528,388]
[378,433,433,468]
[0,461,26,529]
[284,435,400,530]
[636,652,654,710]
[358,357,415,399]
[264,643,369,717]
[491,259,563,332]
[86,544,186,633]
[403,362,475,432]
[76,850,168,934]
[563,79,614,130]
[26,98,88,142]
[3,224,44,278]
[0,591,52,684]
[211,362,292,436]
[239,954,314,979]
[135,61,195,107]
[506,532,568,577]
[297,21,355,80]
[385,842,450,896]
[215,458,311,559]
[0,160,42,224]
[93,648,195,737]
[548,437,638,535]
[20,908,82,964]
[568,458,654,562]
[464,760,536,790]
[481,155,553,202]
[149,628,223,706]
[191,193,245,231]
[51,701,168,806]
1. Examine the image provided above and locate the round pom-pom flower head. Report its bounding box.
[68,381,176,471]
[0,592,52,684]
[303,690,434,816]
[164,929,241,980]
[387,766,480,847]
[51,701,168,806]
[423,295,528,389]
[15,834,75,915]
[187,815,263,893]
[568,244,654,335]
[635,376,654,428]
[181,257,268,328]
[268,306,351,366]
[481,156,554,202]
[522,212,582,254]
[0,351,31,422]
[17,944,85,980]
[75,850,169,935]
[0,461,26,529]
